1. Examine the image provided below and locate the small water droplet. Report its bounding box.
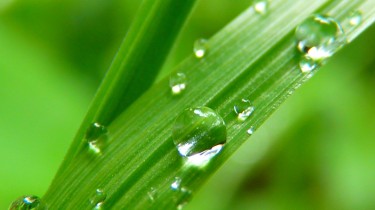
[176,187,192,210]
[234,99,255,121]
[349,11,362,26]
[172,107,226,166]
[9,195,46,210]
[90,188,107,209]
[147,187,157,202]
[247,126,255,135]
[194,39,208,58]
[86,122,107,154]
[299,56,318,73]
[254,0,268,15]
[171,177,182,190]
[170,72,187,95]
[295,14,346,61]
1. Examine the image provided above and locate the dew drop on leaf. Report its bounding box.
[295,14,346,62]
[193,39,208,58]
[254,0,268,15]
[9,195,47,210]
[349,10,362,26]
[247,126,255,135]
[86,122,107,154]
[171,177,182,191]
[234,99,255,121]
[170,72,187,95]
[172,107,226,166]
[90,188,107,210]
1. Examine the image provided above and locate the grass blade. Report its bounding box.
[43,0,375,209]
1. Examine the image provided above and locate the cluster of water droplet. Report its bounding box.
[9,195,47,210]
[295,14,346,74]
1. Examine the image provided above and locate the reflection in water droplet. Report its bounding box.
[194,39,208,58]
[234,99,255,121]
[172,107,226,166]
[299,57,317,73]
[90,188,107,210]
[170,72,187,95]
[86,122,107,154]
[247,126,255,135]
[9,195,46,210]
[295,14,346,61]
[254,0,268,15]
[349,11,362,26]
[147,187,157,202]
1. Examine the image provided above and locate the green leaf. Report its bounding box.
[54,0,197,175]
[44,0,375,209]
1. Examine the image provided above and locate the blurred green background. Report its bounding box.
[0,0,374,209]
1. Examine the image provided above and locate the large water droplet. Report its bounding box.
[349,11,362,26]
[9,195,46,210]
[194,39,208,58]
[172,107,226,165]
[254,0,268,15]
[234,99,255,121]
[86,122,107,154]
[90,188,107,210]
[295,14,346,61]
[170,72,187,95]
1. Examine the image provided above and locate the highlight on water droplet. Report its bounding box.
[234,99,255,121]
[147,187,157,202]
[172,107,226,166]
[349,10,362,27]
[9,195,46,210]
[170,72,187,95]
[247,126,255,135]
[86,122,107,154]
[295,14,346,61]
[299,57,317,74]
[90,188,107,209]
[171,177,182,191]
[193,39,208,58]
[253,0,268,15]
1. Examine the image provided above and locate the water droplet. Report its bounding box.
[234,99,255,121]
[176,187,192,210]
[172,107,226,166]
[299,56,318,73]
[9,195,46,210]
[170,72,187,95]
[194,39,208,58]
[171,177,182,190]
[90,188,107,209]
[349,11,362,26]
[147,187,157,202]
[295,14,346,61]
[86,122,107,154]
[247,126,255,135]
[254,0,268,15]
